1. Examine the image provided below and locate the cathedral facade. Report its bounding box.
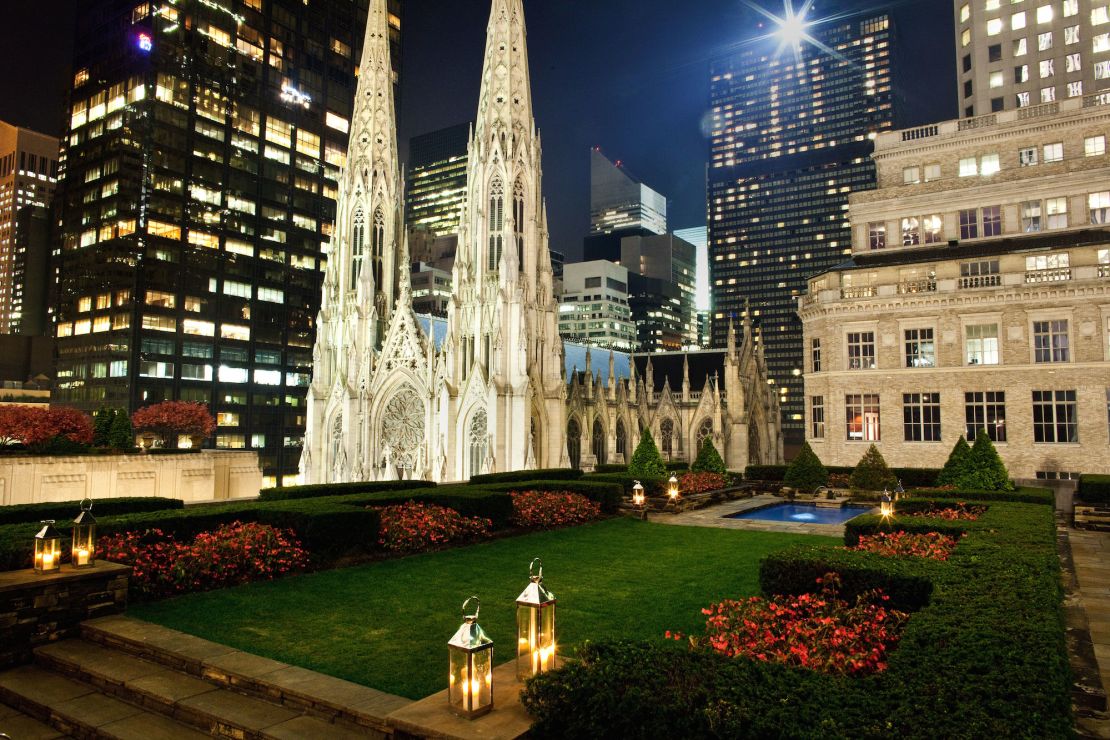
[302,0,783,484]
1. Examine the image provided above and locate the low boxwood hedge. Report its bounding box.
[746,464,942,487]
[0,496,184,526]
[907,486,1054,505]
[593,463,628,473]
[258,479,434,502]
[468,468,583,485]
[580,472,665,497]
[522,492,1071,738]
[1077,474,1110,505]
[481,479,623,514]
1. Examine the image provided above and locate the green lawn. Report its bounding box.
[130,518,836,699]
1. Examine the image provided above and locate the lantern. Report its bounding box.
[33,520,63,574]
[632,480,645,507]
[447,596,493,719]
[667,474,680,503]
[71,498,97,569]
[879,490,894,519]
[516,557,556,680]
[894,479,905,502]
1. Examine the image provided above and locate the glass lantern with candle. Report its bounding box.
[33,520,63,574]
[516,557,556,680]
[71,498,97,569]
[448,596,494,719]
[880,490,894,518]
[632,480,645,507]
[667,474,680,503]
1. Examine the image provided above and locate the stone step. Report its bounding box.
[33,639,382,740]
[0,699,69,739]
[82,615,409,734]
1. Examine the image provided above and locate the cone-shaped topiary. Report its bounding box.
[629,428,667,480]
[691,437,727,474]
[962,430,1014,491]
[936,436,973,487]
[784,441,828,491]
[107,409,135,450]
[849,444,897,491]
[93,407,113,447]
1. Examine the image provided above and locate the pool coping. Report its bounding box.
[651,494,877,537]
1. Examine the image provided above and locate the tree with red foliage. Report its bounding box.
[131,401,216,447]
[0,405,94,452]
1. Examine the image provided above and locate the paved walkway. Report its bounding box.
[649,494,872,538]
[1071,528,1110,726]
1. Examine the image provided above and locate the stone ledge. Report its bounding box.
[0,561,130,595]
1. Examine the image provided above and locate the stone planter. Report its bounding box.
[189,434,205,449]
[140,433,156,450]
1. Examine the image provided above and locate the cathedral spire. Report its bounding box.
[475,0,534,140]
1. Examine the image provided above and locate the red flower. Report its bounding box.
[509,491,601,529]
[376,501,492,553]
[850,531,962,560]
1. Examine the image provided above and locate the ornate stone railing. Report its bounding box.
[1025,267,1072,283]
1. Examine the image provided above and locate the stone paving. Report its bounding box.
[650,494,875,537]
[1071,528,1110,737]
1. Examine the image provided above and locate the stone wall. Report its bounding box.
[0,562,129,668]
[0,451,262,506]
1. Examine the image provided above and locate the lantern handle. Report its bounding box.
[80,496,93,513]
[462,595,480,620]
[41,519,55,525]
[529,557,543,582]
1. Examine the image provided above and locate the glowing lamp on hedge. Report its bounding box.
[631,480,645,507]
[880,490,894,519]
[33,520,63,574]
[71,498,97,569]
[447,596,493,719]
[894,479,905,502]
[667,474,680,503]
[516,557,556,680]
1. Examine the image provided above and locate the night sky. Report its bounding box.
[0,0,954,259]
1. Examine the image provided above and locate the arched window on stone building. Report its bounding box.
[567,418,581,469]
[592,418,605,466]
[660,418,675,459]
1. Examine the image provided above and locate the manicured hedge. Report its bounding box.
[665,461,689,472]
[0,496,184,526]
[580,472,665,497]
[469,468,583,485]
[1077,474,1110,505]
[482,479,623,514]
[907,486,1054,505]
[593,464,628,473]
[339,486,515,528]
[842,514,969,547]
[258,479,434,502]
[745,464,941,487]
[522,493,1071,738]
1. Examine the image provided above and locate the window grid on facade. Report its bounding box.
[811,338,821,372]
[966,323,1000,365]
[904,328,936,368]
[959,208,979,239]
[1032,389,1078,443]
[965,391,1007,442]
[903,392,941,442]
[845,393,880,441]
[1033,319,1069,362]
[846,331,876,370]
[811,396,825,439]
[868,222,886,249]
[983,205,1002,236]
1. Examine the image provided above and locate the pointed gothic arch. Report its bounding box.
[615,419,627,462]
[371,206,385,295]
[379,384,425,475]
[659,417,676,460]
[488,177,504,272]
[350,209,365,291]
[467,408,488,479]
[566,416,581,470]
[696,417,714,452]
[591,417,606,466]
[513,177,525,271]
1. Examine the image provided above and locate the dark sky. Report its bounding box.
[0,0,954,259]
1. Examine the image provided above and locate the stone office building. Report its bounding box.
[800,98,1110,480]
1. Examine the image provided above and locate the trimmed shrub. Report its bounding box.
[469,468,582,485]
[0,496,184,526]
[577,472,664,498]
[690,438,727,474]
[890,467,941,488]
[345,486,515,528]
[962,430,1013,491]
[1078,474,1110,505]
[259,479,434,502]
[843,514,968,547]
[93,407,113,447]
[594,463,628,473]
[907,486,1054,505]
[849,444,897,491]
[936,436,972,487]
[483,479,622,513]
[107,410,135,450]
[665,460,689,472]
[783,441,828,491]
[628,429,666,479]
[745,464,788,481]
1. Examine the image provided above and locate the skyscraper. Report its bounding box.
[405,122,470,237]
[955,0,1110,117]
[589,148,666,235]
[53,0,400,486]
[0,122,59,336]
[707,12,897,444]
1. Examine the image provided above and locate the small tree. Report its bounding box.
[0,406,94,452]
[849,444,897,492]
[784,441,828,491]
[131,401,216,448]
[93,407,113,447]
[962,430,1013,491]
[629,428,667,480]
[107,409,135,450]
[936,436,973,488]
[691,437,727,475]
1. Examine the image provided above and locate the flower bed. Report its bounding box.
[677,471,728,494]
[908,502,986,521]
[375,501,491,553]
[510,490,601,529]
[850,530,961,561]
[98,522,308,599]
[668,573,907,676]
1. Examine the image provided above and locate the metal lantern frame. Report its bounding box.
[71,498,97,569]
[667,474,680,503]
[515,557,556,680]
[33,520,63,574]
[447,596,494,719]
[879,490,894,519]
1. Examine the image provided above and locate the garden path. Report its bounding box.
[1071,528,1110,738]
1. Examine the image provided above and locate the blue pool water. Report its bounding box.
[726,503,874,525]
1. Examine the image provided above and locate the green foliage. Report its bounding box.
[848,444,897,491]
[628,429,667,479]
[581,472,665,497]
[469,468,582,485]
[936,436,973,487]
[0,496,184,526]
[961,431,1013,491]
[482,479,623,513]
[93,407,113,447]
[746,464,941,487]
[258,479,435,502]
[783,441,828,491]
[107,409,134,450]
[1078,474,1110,505]
[691,437,727,474]
[593,463,628,473]
[908,486,1054,505]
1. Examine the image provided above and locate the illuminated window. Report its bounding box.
[924,163,941,181]
[1014,37,1028,55]
[810,396,825,439]
[264,117,292,148]
[1068,80,1084,96]
[980,153,1000,175]
[988,17,1004,34]
[1033,320,1070,362]
[325,111,349,133]
[1040,58,1055,77]
[1094,5,1110,24]
[966,324,1000,365]
[990,70,1004,88]
[221,324,251,341]
[846,332,876,370]
[904,328,936,368]
[1065,25,1080,44]
[1022,200,1043,231]
[1089,191,1110,223]
[1096,32,1110,51]
[923,214,943,243]
[1012,10,1027,28]
[1043,142,1063,162]
[1037,4,1053,22]
[142,315,176,332]
[962,28,972,46]
[1045,197,1067,229]
[295,129,320,157]
[1038,31,1053,50]
[903,393,941,442]
[183,319,215,336]
[901,217,920,246]
[902,166,920,184]
[145,290,175,308]
[965,392,1007,441]
[959,157,978,177]
[845,394,881,441]
[868,222,886,249]
[1063,0,1078,16]
[188,231,219,249]
[1020,146,1038,166]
